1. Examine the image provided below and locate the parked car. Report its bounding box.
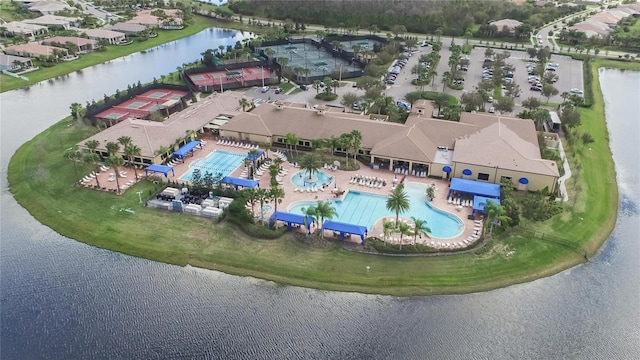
[489,107,496,113]
[274,88,283,94]
[300,84,308,91]
[260,86,270,93]
[570,88,584,95]
[487,96,494,103]
[530,86,542,91]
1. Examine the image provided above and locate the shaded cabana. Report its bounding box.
[322,220,368,244]
[472,196,501,216]
[448,178,500,199]
[245,149,265,161]
[270,211,311,232]
[172,140,201,162]
[144,164,174,178]
[222,176,258,190]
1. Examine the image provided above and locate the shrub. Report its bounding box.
[366,238,439,254]
[315,93,338,101]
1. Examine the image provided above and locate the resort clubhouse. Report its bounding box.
[76,87,560,249]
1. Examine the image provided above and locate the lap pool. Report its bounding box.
[179,150,246,182]
[288,181,464,238]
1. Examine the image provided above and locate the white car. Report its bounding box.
[570,88,584,95]
[489,107,496,113]
[260,86,269,93]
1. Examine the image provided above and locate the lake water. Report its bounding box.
[1,27,639,359]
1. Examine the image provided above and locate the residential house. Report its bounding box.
[83,29,126,45]
[2,21,48,39]
[28,0,74,15]
[43,36,98,52]
[23,15,80,30]
[105,23,147,35]
[0,54,34,71]
[489,19,523,33]
[4,43,68,59]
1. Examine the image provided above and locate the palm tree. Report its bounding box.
[314,200,337,239]
[256,188,269,225]
[410,217,431,245]
[264,47,275,59]
[83,152,101,188]
[464,29,473,46]
[268,164,280,187]
[269,186,285,223]
[247,148,260,174]
[239,97,251,111]
[185,129,199,142]
[301,206,317,235]
[70,103,84,121]
[339,133,351,167]
[262,142,272,159]
[484,200,510,236]
[382,218,395,246]
[299,153,321,181]
[243,188,258,218]
[107,155,125,193]
[327,135,341,158]
[105,141,120,156]
[155,145,172,164]
[124,144,141,179]
[441,71,451,92]
[397,222,412,250]
[84,139,100,156]
[64,148,83,185]
[349,129,362,164]
[284,132,300,158]
[386,183,410,227]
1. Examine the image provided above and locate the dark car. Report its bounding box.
[530,86,542,91]
[274,88,283,94]
[300,84,308,91]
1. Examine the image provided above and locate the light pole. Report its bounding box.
[261,66,265,87]
[136,190,143,204]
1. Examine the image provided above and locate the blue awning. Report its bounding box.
[519,177,529,185]
[144,164,174,178]
[245,149,265,161]
[462,168,472,176]
[449,178,500,198]
[322,220,368,244]
[442,166,452,173]
[173,140,201,161]
[270,211,312,232]
[222,176,258,189]
[473,195,500,213]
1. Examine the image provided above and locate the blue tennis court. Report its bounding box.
[180,150,246,181]
[288,182,464,238]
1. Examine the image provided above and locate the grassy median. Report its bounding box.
[7,61,630,296]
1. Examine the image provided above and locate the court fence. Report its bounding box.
[87,83,192,127]
[182,60,280,92]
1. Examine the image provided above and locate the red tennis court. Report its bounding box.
[188,66,273,88]
[95,88,188,122]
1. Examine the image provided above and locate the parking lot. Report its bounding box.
[451,47,584,107]
[247,41,585,114]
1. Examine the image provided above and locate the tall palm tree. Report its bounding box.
[247,148,260,174]
[256,188,269,225]
[244,188,258,218]
[397,222,412,250]
[410,217,431,245]
[64,148,83,185]
[314,200,337,239]
[84,139,100,156]
[386,183,410,227]
[105,141,120,156]
[382,218,395,246]
[107,155,125,193]
[339,133,351,167]
[83,152,101,188]
[262,142,272,159]
[301,206,317,235]
[484,200,510,236]
[239,97,251,112]
[268,164,280,187]
[327,135,341,158]
[441,71,451,92]
[117,136,132,169]
[284,132,300,158]
[349,129,362,163]
[269,186,285,226]
[155,145,172,164]
[124,144,141,179]
[299,153,321,181]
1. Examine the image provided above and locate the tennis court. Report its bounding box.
[187,66,274,89]
[258,42,359,77]
[94,88,188,122]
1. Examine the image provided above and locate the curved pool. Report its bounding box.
[290,170,333,189]
[288,181,464,238]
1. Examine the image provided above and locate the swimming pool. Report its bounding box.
[290,170,333,189]
[288,182,464,238]
[180,150,246,182]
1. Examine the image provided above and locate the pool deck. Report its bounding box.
[157,138,485,249]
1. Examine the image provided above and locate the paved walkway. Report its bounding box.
[161,137,484,249]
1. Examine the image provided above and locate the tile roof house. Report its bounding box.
[126,8,183,29]
[23,15,79,29]
[4,43,68,58]
[42,36,98,52]
[83,29,126,44]
[218,101,559,191]
[28,0,73,15]
[489,19,523,33]
[105,23,147,35]
[2,21,48,38]
[0,54,34,71]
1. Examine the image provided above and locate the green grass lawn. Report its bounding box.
[6,48,626,297]
[1,15,219,93]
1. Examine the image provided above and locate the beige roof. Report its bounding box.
[221,101,558,177]
[127,8,183,26]
[490,19,523,30]
[44,36,97,47]
[79,91,244,158]
[0,54,32,67]
[84,29,125,40]
[453,117,559,176]
[106,23,146,33]
[3,21,48,34]
[23,15,78,27]
[4,43,67,57]
[28,1,73,12]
